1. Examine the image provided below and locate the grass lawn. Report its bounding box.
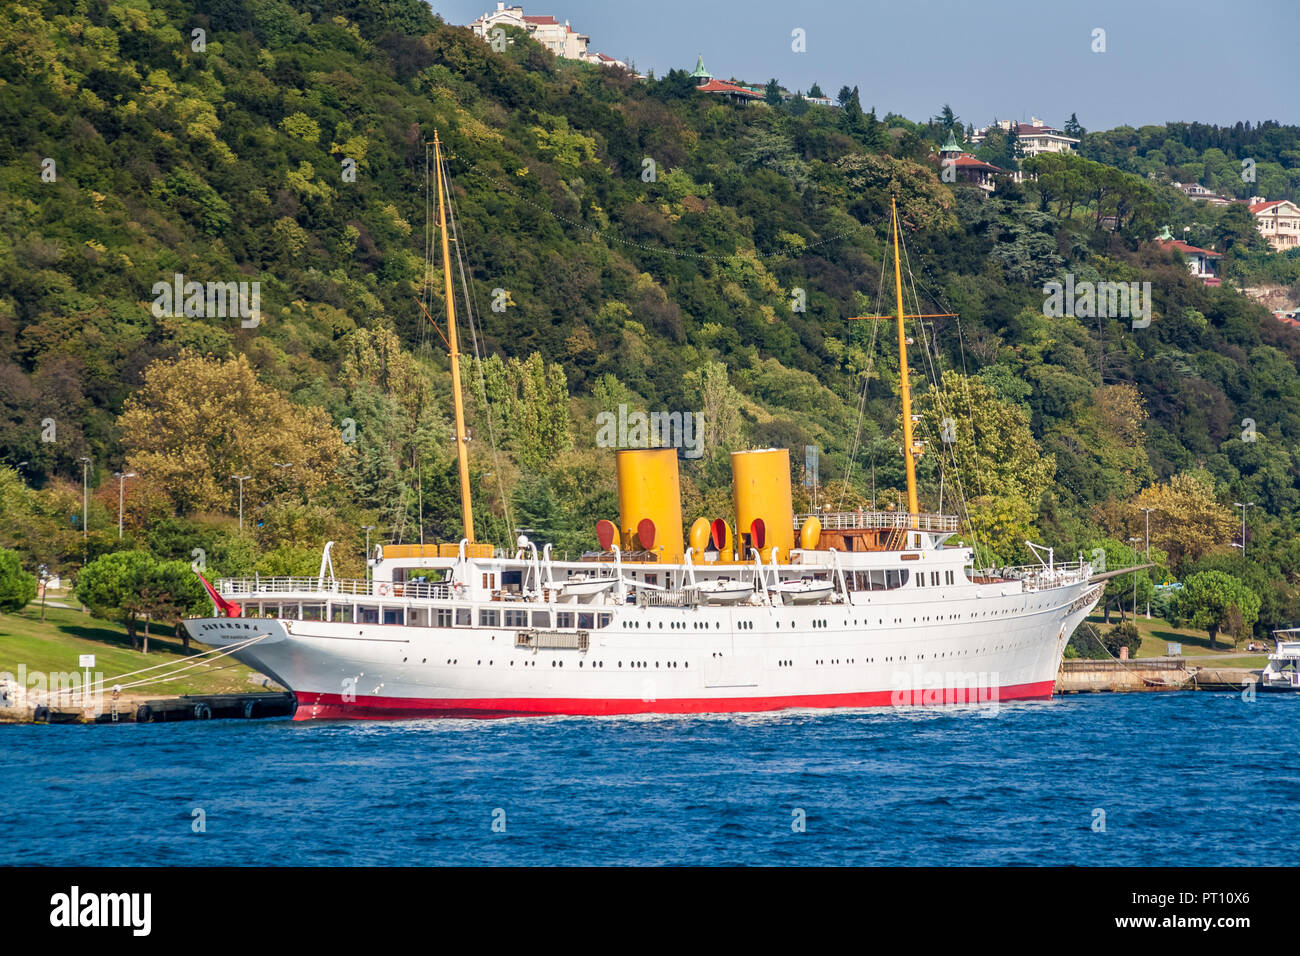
[1086,611,1269,669]
[0,594,267,697]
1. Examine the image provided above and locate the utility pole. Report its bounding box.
[231,474,252,531]
[1232,501,1256,559]
[114,471,136,539]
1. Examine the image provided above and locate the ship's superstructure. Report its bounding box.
[184,131,1105,719]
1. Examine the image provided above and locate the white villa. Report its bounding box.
[1174,182,1234,205]
[469,3,629,69]
[1155,226,1222,287]
[1250,198,1300,252]
[972,117,1079,157]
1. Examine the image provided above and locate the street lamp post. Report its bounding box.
[1128,536,1143,622]
[113,471,137,539]
[1232,501,1256,559]
[231,474,252,531]
[1139,507,1154,619]
[77,457,91,556]
[362,526,375,583]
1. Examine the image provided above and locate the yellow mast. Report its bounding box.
[891,196,920,518]
[433,131,475,543]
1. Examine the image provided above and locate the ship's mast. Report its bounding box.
[891,197,920,517]
[433,131,475,543]
[846,198,953,521]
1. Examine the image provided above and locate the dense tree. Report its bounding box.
[1169,570,1261,648]
[118,353,345,517]
[74,551,154,650]
[0,546,36,613]
[937,104,960,134]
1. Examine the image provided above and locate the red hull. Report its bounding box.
[293,680,1057,720]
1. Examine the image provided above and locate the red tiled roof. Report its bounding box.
[522,15,558,24]
[696,78,762,97]
[1250,200,1283,214]
[1161,239,1222,259]
[952,154,1004,172]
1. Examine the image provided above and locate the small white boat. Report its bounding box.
[1260,632,1300,692]
[685,578,755,605]
[774,578,836,606]
[559,575,619,597]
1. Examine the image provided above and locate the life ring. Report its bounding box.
[452,582,465,598]
[378,583,391,597]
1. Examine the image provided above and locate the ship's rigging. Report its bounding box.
[418,135,998,565]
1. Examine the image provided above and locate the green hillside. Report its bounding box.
[1,0,1299,641]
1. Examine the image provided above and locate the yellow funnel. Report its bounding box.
[731,448,794,562]
[615,448,683,562]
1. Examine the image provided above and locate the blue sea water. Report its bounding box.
[2,692,1293,866]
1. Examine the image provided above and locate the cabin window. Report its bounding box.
[531,611,550,628]
[916,573,925,588]
[455,608,472,626]
[645,574,658,587]
[479,609,500,627]
[261,603,279,618]
[504,609,528,628]
[330,604,350,623]
[382,608,403,626]
[598,613,612,629]
[945,570,954,585]
[302,604,325,621]
[357,605,380,624]
[556,611,575,629]
[578,612,595,630]
[931,571,940,587]
[435,608,453,627]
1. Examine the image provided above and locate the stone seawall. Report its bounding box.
[1058,658,1260,693]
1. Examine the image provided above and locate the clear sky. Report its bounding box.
[431,0,1298,131]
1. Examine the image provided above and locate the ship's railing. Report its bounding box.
[978,561,1092,592]
[217,577,452,600]
[798,511,960,533]
[637,589,689,607]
